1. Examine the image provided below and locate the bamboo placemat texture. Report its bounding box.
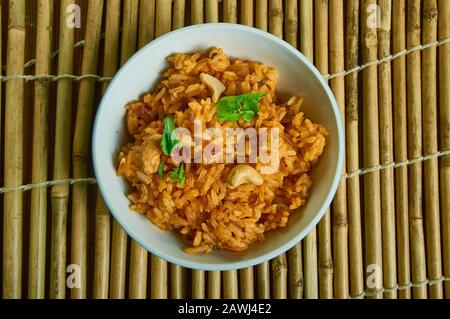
[0,0,450,300]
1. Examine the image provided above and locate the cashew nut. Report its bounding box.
[141,134,162,175]
[200,73,225,103]
[228,164,264,189]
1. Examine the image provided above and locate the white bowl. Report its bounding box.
[93,23,344,271]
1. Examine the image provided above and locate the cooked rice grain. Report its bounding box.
[117,48,328,253]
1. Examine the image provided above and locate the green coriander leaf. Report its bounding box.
[178,162,186,186]
[241,110,256,122]
[164,116,176,132]
[169,162,185,186]
[161,117,180,156]
[217,95,241,112]
[241,93,266,114]
[216,93,266,123]
[157,162,164,178]
[217,96,241,122]
[217,111,241,122]
[161,135,170,156]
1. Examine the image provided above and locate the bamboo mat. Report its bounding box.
[1,0,450,299]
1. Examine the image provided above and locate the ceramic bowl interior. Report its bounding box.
[93,23,344,271]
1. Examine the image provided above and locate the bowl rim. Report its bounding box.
[92,23,345,271]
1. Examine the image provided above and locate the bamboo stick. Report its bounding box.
[0,1,2,172]
[111,0,141,299]
[315,0,333,300]
[255,0,268,31]
[241,0,253,26]
[269,0,282,38]
[208,271,221,299]
[361,0,383,299]
[171,0,190,299]
[138,0,156,48]
[121,0,139,62]
[392,0,411,299]
[118,0,149,300]
[268,1,287,299]
[288,245,303,299]
[28,0,53,299]
[239,268,254,299]
[285,0,298,47]
[3,0,26,299]
[168,0,185,299]
[93,195,110,299]
[109,221,127,298]
[299,0,313,59]
[151,255,168,298]
[171,264,185,299]
[191,0,203,24]
[172,0,185,30]
[109,0,141,299]
[192,270,206,299]
[155,0,172,36]
[171,0,188,299]
[284,0,303,300]
[271,255,287,299]
[257,260,270,298]
[253,0,270,300]
[268,0,285,299]
[50,0,75,299]
[92,0,121,300]
[223,271,238,299]
[129,243,148,298]
[378,0,397,299]
[300,0,318,299]
[239,58,255,275]
[223,0,237,23]
[185,1,220,299]
[71,0,104,299]
[330,0,349,299]
[438,0,450,299]
[422,0,443,299]
[407,0,427,299]
[205,0,218,23]
[345,0,364,299]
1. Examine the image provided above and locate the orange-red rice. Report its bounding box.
[117,48,328,253]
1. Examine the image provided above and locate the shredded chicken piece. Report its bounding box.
[141,134,162,175]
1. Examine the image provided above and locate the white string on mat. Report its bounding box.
[323,36,450,80]
[1,149,449,194]
[0,178,97,194]
[24,39,86,69]
[344,149,450,179]
[1,36,450,84]
[350,276,450,299]
[0,74,113,82]
[0,39,86,72]
[2,31,107,70]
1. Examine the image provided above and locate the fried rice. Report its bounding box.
[116,48,328,254]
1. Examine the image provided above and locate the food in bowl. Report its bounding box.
[116,48,328,254]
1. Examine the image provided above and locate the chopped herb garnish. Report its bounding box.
[168,162,186,187]
[161,117,180,156]
[159,118,185,185]
[157,162,164,178]
[216,92,266,123]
